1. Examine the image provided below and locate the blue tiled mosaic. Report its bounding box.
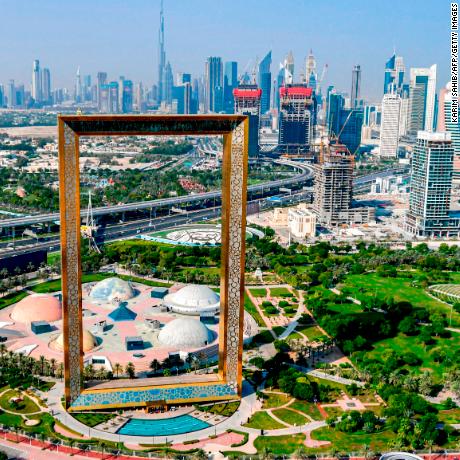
[71,383,237,409]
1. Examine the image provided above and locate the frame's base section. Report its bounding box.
[68,381,238,412]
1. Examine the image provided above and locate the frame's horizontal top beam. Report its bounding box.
[59,115,247,136]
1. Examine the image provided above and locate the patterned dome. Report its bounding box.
[11,294,62,323]
[53,330,98,352]
[163,284,220,315]
[90,277,135,302]
[158,318,214,348]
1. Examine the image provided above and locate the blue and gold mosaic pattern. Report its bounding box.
[70,383,238,411]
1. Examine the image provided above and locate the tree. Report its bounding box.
[149,359,161,374]
[113,363,123,378]
[125,362,135,379]
[398,316,419,336]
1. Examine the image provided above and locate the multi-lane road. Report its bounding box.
[0,160,314,230]
[0,192,311,259]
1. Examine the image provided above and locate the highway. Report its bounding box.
[0,160,314,230]
[0,192,312,259]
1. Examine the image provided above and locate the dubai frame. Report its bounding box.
[58,115,249,410]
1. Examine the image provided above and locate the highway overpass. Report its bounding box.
[0,161,313,230]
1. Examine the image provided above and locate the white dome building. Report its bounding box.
[158,318,214,348]
[90,277,135,303]
[163,284,220,316]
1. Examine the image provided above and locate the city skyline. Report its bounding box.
[0,0,449,101]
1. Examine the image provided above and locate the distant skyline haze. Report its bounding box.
[0,0,450,101]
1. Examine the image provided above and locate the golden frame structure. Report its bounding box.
[58,115,249,409]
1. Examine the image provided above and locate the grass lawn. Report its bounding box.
[0,390,40,414]
[439,408,460,424]
[244,293,265,327]
[262,392,292,409]
[0,290,28,310]
[366,332,460,380]
[244,411,285,430]
[0,411,23,428]
[249,288,267,297]
[254,434,306,455]
[269,287,292,297]
[272,408,309,426]
[311,426,395,453]
[296,325,327,341]
[322,406,344,419]
[289,400,324,420]
[72,412,117,427]
[272,326,285,337]
[47,251,60,265]
[326,302,363,314]
[197,401,240,417]
[342,272,460,326]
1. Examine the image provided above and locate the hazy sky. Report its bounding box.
[0,0,450,102]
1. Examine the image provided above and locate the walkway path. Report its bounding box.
[278,288,306,340]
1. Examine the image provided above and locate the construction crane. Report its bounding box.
[81,191,100,253]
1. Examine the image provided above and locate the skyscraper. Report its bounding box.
[96,72,107,111]
[278,85,315,153]
[224,61,238,114]
[205,57,223,113]
[338,108,364,154]
[406,131,460,237]
[257,51,271,114]
[121,79,133,113]
[305,50,317,90]
[284,51,294,84]
[379,93,401,157]
[408,65,437,135]
[438,82,460,182]
[384,53,405,94]
[7,80,15,108]
[314,144,353,226]
[157,0,166,104]
[163,62,173,105]
[350,65,361,108]
[233,84,261,157]
[32,59,41,103]
[41,68,51,104]
[75,67,82,103]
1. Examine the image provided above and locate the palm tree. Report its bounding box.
[39,355,47,376]
[49,358,57,377]
[425,439,434,456]
[68,438,76,456]
[98,441,106,460]
[293,445,308,459]
[125,362,135,379]
[149,359,160,374]
[113,363,123,378]
[192,449,208,460]
[0,344,7,360]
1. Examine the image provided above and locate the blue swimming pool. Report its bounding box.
[117,414,211,436]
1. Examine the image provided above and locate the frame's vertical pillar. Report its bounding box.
[58,120,83,407]
[219,120,249,394]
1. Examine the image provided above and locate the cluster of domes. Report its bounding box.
[90,277,135,303]
[163,285,220,315]
[158,318,214,348]
[11,294,62,324]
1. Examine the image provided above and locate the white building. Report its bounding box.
[380,93,401,157]
[288,207,316,238]
[162,284,220,316]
